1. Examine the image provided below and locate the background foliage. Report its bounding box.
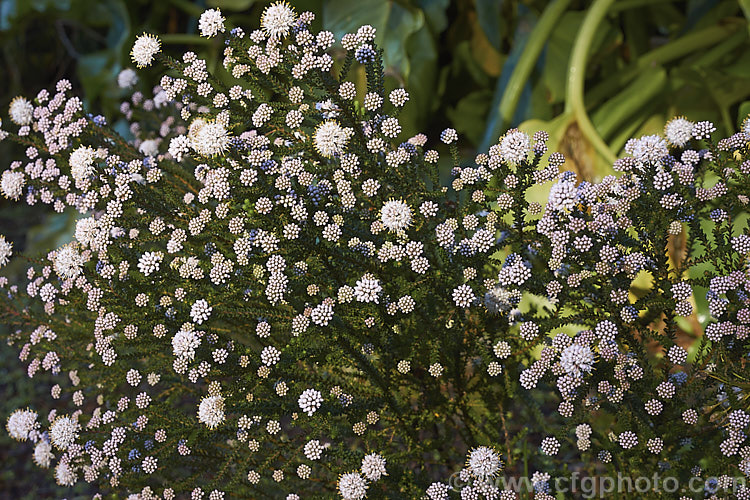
[2,0,750,497]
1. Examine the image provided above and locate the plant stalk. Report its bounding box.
[565,0,617,164]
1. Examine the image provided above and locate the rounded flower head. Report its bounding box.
[55,461,77,487]
[559,343,595,378]
[0,235,12,268]
[6,409,38,441]
[354,274,382,303]
[138,251,163,276]
[314,120,352,158]
[338,472,368,500]
[53,243,85,280]
[117,68,138,89]
[172,329,201,360]
[8,96,33,125]
[49,415,80,450]
[467,446,503,480]
[1,170,25,200]
[69,145,97,186]
[361,453,387,481]
[499,129,531,164]
[547,178,577,212]
[380,200,412,232]
[189,119,230,157]
[199,8,225,38]
[626,134,668,166]
[298,388,323,416]
[261,1,297,41]
[190,299,212,324]
[440,128,458,144]
[33,439,54,468]
[131,34,161,68]
[74,217,98,248]
[197,395,225,429]
[664,117,694,148]
[453,284,476,308]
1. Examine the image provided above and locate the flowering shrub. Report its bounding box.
[2,3,750,499]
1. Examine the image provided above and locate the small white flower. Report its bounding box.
[452,284,475,308]
[440,128,457,144]
[139,139,160,157]
[6,409,38,441]
[189,119,230,156]
[131,34,161,68]
[304,439,325,460]
[1,170,26,200]
[49,416,79,450]
[361,453,387,481]
[190,299,212,324]
[172,330,200,360]
[168,135,191,162]
[380,200,411,232]
[354,275,382,303]
[197,395,225,429]
[467,446,502,479]
[338,472,368,500]
[261,1,297,41]
[33,440,54,468]
[626,134,668,165]
[664,117,694,148]
[499,129,531,164]
[261,346,281,366]
[0,235,12,268]
[117,68,138,89]
[138,251,164,276]
[314,120,352,158]
[198,8,225,38]
[68,146,97,186]
[389,89,409,107]
[547,179,577,212]
[298,389,323,416]
[53,243,85,280]
[540,436,560,456]
[54,461,77,487]
[8,96,34,125]
[311,302,334,326]
[559,343,595,377]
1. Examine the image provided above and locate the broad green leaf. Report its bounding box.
[742,0,750,37]
[401,24,439,135]
[446,90,494,146]
[591,67,667,140]
[469,11,503,77]
[452,40,492,88]
[475,0,504,51]
[414,0,449,33]
[724,49,750,79]
[542,11,614,104]
[479,5,538,152]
